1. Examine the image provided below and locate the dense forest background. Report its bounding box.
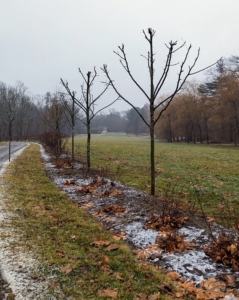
[1,56,239,144]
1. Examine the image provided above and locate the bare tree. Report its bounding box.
[60,67,118,169]
[59,92,82,161]
[0,81,31,161]
[102,28,218,196]
[40,93,65,131]
[39,92,67,154]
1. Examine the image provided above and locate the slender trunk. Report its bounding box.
[87,120,90,169]
[86,72,91,170]
[72,125,74,161]
[8,121,12,162]
[150,123,155,196]
[149,30,155,196]
[71,98,75,161]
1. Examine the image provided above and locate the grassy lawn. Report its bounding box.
[2,143,175,300]
[73,134,239,207]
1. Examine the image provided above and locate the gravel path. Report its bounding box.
[0,144,55,300]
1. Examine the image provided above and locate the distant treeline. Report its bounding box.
[0,84,149,141]
[155,56,239,145]
[1,56,239,144]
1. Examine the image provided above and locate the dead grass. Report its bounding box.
[2,143,177,300]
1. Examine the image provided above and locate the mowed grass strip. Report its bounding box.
[73,134,239,205]
[3,143,175,300]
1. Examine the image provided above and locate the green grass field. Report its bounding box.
[72,133,239,207]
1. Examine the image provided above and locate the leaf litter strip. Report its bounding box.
[40,145,239,299]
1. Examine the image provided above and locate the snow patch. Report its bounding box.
[123,222,158,249]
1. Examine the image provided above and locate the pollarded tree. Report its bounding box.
[102,28,218,196]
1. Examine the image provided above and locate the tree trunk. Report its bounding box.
[71,98,75,161]
[86,72,91,170]
[72,125,74,161]
[8,120,13,162]
[87,120,90,169]
[150,124,155,196]
[149,29,155,197]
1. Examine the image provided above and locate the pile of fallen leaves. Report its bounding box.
[74,177,104,194]
[54,159,72,169]
[72,177,122,198]
[203,234,239,271]
[166,271,239,299]
[155,233,195,253]
[97,189,122,198]
[143,212,188,234]
[63,179,75,186]
[133,234,195,261]
[75,185,96,195]
[98,204,125,214]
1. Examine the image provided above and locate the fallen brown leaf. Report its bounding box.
[133,293,148,300]
[60,265,72,274]
[98,204,125,214]
[56,251,64,258]
[105,244,120,251]
[148,293,161,300]
[166,271,180,281]
[158,282,174,295]
[174,291,184,298]
[112,272,124,281]
[218,274,236,288]
[98,289,118,298]
[148,252,162,260]
[91,239,110,248]
[200,277,226,290]
[63,179,75,186]
[206,216,215,223]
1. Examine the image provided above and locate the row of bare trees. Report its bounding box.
[155,57,239,145]
[0,28,218,195]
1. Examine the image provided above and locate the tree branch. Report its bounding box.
[101,64,150,128]
[113,45,150,100]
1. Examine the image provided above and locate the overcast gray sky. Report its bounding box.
[1,0,239,111]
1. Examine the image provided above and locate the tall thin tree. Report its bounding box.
[102,28,219,196]
[61,67,119,169]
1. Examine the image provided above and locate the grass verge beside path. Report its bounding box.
[3,143,176,300]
